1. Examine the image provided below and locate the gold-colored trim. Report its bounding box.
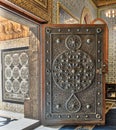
[88,0,98,18]
[89,0,97,9]
[57,2,60,24]
[81,6,93,24]
[33,0,47,8]
[57,2,80,24]
[7,0,53,23]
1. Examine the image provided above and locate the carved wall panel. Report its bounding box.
[7,0,52,23]
[2,47,29,103]
[42,24,107,125]
[0,16,29,41]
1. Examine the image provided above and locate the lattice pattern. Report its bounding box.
[2,47,29,103]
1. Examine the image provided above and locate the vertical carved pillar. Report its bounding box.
[24,27,41,120]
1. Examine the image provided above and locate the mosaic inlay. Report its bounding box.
[2,47,29,103]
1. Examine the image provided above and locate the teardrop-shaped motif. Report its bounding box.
[65,93,81,113]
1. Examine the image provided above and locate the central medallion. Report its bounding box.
[52,35,95,93]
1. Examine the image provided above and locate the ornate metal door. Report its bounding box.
[41,24,107,125]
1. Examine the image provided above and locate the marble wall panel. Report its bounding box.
[2,47,29,103]
[0,37,29,113]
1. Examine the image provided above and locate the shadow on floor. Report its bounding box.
[0,117,17,127]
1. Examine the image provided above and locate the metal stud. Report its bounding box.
[46,69,50,74]
[46,59,49,62]
[46,28,51,33]
[56,38,60,44]
[85,115,89,118]
[98,92,101,95]
[61,59,64,62]
[47,92,50,95]
[89,80,92,83]
[58,115,61,118]
[98,40,101,43]
[86,29,89,32]
[77,29,80,32]
[46,82,50,86]
[96,28,102,33]
[67,115,71,118]
[56,104,60,109]
[58,29,61,32]
[86,104,91,109]
[77,115,80,118]
[96,114,101,119]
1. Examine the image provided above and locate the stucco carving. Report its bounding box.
[0,17,29,41]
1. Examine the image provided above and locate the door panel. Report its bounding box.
[42,24,107,125]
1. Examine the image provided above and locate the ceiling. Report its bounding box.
[92,0,116,7]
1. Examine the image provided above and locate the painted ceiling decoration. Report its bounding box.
[92,0,116,7]
[7,0,52,23]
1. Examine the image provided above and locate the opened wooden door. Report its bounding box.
[41,24,107,125]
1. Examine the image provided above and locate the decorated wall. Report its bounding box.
[52,0,97,24]
[7,0,52,23]
[0,17,29,113]
[98,5,116,84]
[1,0,108,117]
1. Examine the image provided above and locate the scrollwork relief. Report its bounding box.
[0,17,29,40]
